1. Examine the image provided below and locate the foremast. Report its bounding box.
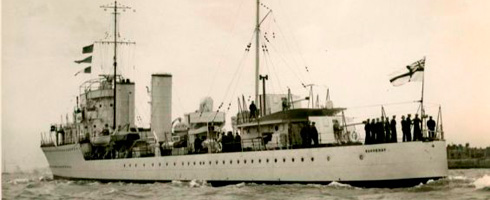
[100,1,132,129]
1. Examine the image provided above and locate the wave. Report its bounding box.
[473,174,490,190]
[327,181,354,188]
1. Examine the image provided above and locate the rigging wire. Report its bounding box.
[205,0,247,96]
[271,4,313,82]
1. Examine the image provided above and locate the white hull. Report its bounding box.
[42,141,448,187]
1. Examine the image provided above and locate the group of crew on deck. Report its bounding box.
[364,114,437,144]
[193,131,242,153]
[299,121,320,147]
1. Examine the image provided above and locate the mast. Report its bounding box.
[113,1,118,130]
[420,56,426,135]
[255,0,260,104]
[100,1,132,129]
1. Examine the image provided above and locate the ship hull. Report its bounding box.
[42,141,448,188]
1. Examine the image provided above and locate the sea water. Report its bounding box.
[2,169,489,200]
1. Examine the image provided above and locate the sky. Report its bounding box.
[2,0,490,172]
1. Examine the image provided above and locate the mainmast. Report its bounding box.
[255,0,260,104]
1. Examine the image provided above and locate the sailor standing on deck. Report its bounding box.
[427,116,436,139]
[413,114,422,141]
[333,120,342,144]
[310,122,319,146]
[249,101,257,120]
[390,115,397,143]
[384,117,391,143]
[371,119,377,144]
[403,115,412,142]
[377,118,385,143]
[364,119,371,144]
[300,122,311,147]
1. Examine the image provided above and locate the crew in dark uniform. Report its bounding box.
[370,119,377,144]
[427,116,436,139]
[384,117,391,143]
[377,118,385,143]
[403,114,412,142]
[194,136,202,153]
[413,114,422,141]
[333,120,342,144]
[234,133,242,151]
[364,119,371,145]
[282,98,289,111]
[310,122,319,146]
[300,122,310,147]
[390,115,397,143]
[249,101,257,120]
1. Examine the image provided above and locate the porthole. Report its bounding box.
[311,157,314,162]
[259,159,262,163]
[216,160,219,165]
[244,159,247,164]
[327,156,330,161]
[359,154,364,160]
[188,162,190,166]
[129,164,131,167]
[292,158,295,162]
[223,160,225,164]
[181,162,184,166]
[301,157,304,162]
[110,104,113,107]
[143,163,145,167]
[251,159,254,163]
[230,160,233,164]
[193,162,196,165]
[266,159,269,163]
[237,160,240,164]
[174,162,176,166]
[123,164,126,167]
[135,164,137,167]
[99,104,102,108]
[152,163,154,167]
[209,161,212,165]
[283,158,286,163]
[274,158,277,163]
[159,163,161,167]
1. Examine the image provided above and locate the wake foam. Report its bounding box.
[327,181,353,188]
[473,174,490,190]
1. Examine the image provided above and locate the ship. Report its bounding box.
[40,0,448,188]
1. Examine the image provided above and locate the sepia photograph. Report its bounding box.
[2,0,490,199]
